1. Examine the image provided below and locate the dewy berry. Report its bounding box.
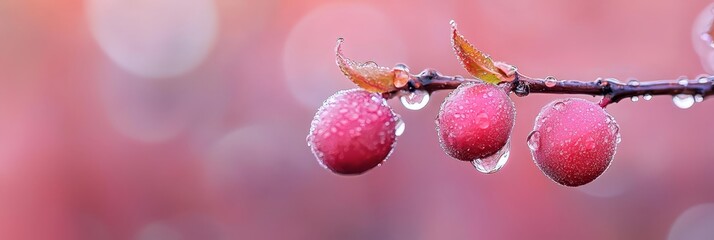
[436,81,516,163]
[527,98,620,187]
[307,89,400,175]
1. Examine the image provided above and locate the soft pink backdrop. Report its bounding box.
[1,0,714,239]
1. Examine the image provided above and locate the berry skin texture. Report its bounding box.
[307,89,400,175]
[529,98,619,187]
[436,81,516,161]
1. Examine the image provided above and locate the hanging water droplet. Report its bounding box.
[395,118,405,136]
[400,90,430,110]
[627,79,640,87]
[471,140,510,174]
[643,94,652,100]
[695,94,704,103]
[606,116,621,144]
[527,131,540,151]
[673,94,695,109]
[553,101,565,111]
[544,76,557,87]
[630,96,639,102]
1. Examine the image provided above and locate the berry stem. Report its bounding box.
[382,69,714,108]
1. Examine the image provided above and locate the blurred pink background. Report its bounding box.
[2,0,714,239]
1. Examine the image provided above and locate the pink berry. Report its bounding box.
[307,89,400,175]
[436,81,516,161]
[528,98,620,187]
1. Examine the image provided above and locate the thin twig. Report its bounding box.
[382,69,714,108]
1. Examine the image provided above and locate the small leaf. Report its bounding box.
[450,20,505,84]
[335,38,398,93]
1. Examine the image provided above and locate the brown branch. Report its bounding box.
[382,69,714,108]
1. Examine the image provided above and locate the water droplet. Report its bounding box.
[627,79,640,87]
[643,94,652,100]
[527,131,540,151]
[449,20,457,29]
[364,61,378,68]
[597,78,609,87]
[544,76,557,87]
[514,82,530,97]
[454,75,464,81]
[678,76,689,86]
[475,112,489,129]
[471,140,510,174]
[695,94,704,103]
[679,80,689,86]
[630,96,639,102]
[394,63,409,72]
[673,94,695,109]
[606,78,620,83]
[697,75,710,84]
[395,119,405,136]
[400,90,430,110]
[553,101,565,110]
[366,103,379,112]
[606,116,621,144]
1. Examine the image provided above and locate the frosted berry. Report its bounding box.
[436,81,516,161]
[307,89,400,175]
[528,98,619,187]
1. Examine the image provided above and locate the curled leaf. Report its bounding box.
[450,20,506,84]
[335,39,398,93]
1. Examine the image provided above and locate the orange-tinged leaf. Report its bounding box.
[450,20,505,84]
[335,39,398,93]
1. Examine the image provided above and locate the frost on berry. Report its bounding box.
[528,98,620,187]
[307,89,400,175]
[436,81,516,172]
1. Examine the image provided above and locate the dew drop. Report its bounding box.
[395,118,405,136]
[454,75,464,81]
[393,64,411,88]
[606,78,621,83]
[527,131,540,151]
[544,76,557,87]
[553,101,565,111]
[597,78,609,87]
[475,112,489,129]
[364,61,378,68]
[627,79,640,87]
[643,94,652,100]
[695,94,704,103]
[471,139,510,174]
[606,116,621,144]
[394,63,409,72]
[697,75,710,84]
[400,90,430,110]
[673,94,695,109]
[678,76,689,86]
[630,96,639,102]
[514,82,530,97]
[449,19,457,29]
